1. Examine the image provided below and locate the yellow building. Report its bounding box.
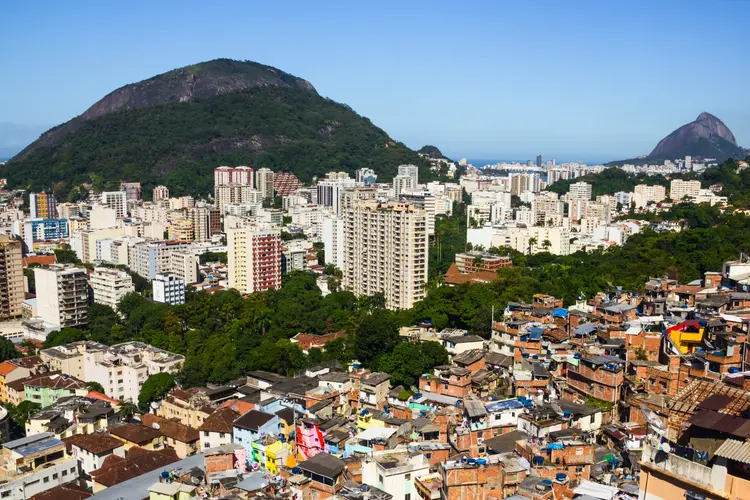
[168,219,194,242]
[668,321,704,354]
[356,411,386,432]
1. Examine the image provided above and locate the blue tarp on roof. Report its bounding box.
[552,308,568,318]
[528,329,543,340]
[574,324,598,336]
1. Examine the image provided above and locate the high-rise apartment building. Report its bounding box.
[128,241,189,279]
[685,156,693,172]
[273,172,303,196]
[152,185,170,202]
[510,173,541,195]
[317,176,357,215]
[670,179,701,200]
[568,181,592,200]
[343,201,428,310]
[119,182,142,201]
[227,227,282,294]
[34,265,89,328]
[188,206,221,241]
[321,215,345,270]
[90,267,134,310]
[398,164,419,187]
[356,168,378,185]
[101,191,128,219]
[633,184,667,208]
[256,168,275,200]
[30,193,57,220]
[214,166,254,187]
[393,175,414,199]
[153,274,186,305]
[214,185,262,209]
[0,235,23,320]
[536,154,543,168]
[169,251,199,285]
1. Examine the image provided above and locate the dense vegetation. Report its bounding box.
[546,167,676,198]
[548,157,750,205]
[2,85,433,199]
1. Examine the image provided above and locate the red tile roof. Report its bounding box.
[140,414,199,443]
[290,331,347,351]
[90,447,179,487]
[443,263,497,285]
[29,482,92,500]
[198,407,239,433]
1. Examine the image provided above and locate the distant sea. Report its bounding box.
[466,158,610,167]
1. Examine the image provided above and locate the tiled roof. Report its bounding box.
[141,414,199,443]
[28,482,92,500]
[64,433,124,455]
[0,361,17,377]
[109,423,163,444]
[198,407,239,433]
[90,447,179,487]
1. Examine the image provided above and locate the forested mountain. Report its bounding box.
[3,59,431,198]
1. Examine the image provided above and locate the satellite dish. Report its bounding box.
[639,406,666,435]
[152,422,161,430]
[151,401,161,409]
[659,443,671,453]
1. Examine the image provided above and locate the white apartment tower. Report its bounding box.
[321,215,345,270]
[343,201,428,310]
[392,175,414,198]
[256,168,275,200]
[90,267,134,310]
[397,164,419,187]
[152,185,170,202]
[568,181,592,200]
[670,179,701,200]
[227,226,282,294]
[152,273,186,305]
[100,191,128,219]
[34,265,89,327]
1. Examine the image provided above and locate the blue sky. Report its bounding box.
[1,1,749,162]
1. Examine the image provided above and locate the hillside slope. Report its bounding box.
[3,59,429,197]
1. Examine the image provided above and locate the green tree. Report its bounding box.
[138,373,176,410]
[355,310,398,366]
[86,381,106,393]
[0,337,19,362]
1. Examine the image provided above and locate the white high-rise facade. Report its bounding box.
[34,265,89,327]
[393,175,414,198]
[90,267,134,310]
[101,191,128,219]
[343,201,428,310]
[321,215,345,270]
[397,164,419,187]
[568,181,592,200]
[255,168,275,200]
[670,179,701,200]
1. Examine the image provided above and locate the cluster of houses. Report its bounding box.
[6,257,750,499]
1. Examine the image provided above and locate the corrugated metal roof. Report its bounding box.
[698,394,734,411]
[714,439,750,464]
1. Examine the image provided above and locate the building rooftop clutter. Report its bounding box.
[297,451,346,478]
[3,432,63,456]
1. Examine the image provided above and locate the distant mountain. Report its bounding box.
[648,112,743,161]
[3,59,430,197]
[614,112,745,165]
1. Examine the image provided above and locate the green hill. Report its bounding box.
[3,59,430,198]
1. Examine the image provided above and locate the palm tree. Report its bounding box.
[542,239,552,251]
[118,401,139,420]
[528,237,538,255]
[253,309,272,336]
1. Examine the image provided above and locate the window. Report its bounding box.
[220,433,226,438]
[43,477,49,483]
[590,415,595,424]
[53,473,58,480]
[1,491,10,498]
[62,470,68,477]
[405,473,411,480]
[70,468,76,474]
[405,495,411,500]
[204,442,210,449]
[204,431,209,437]
[378,475,383,485]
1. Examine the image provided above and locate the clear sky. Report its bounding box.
[2,0,749,162]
